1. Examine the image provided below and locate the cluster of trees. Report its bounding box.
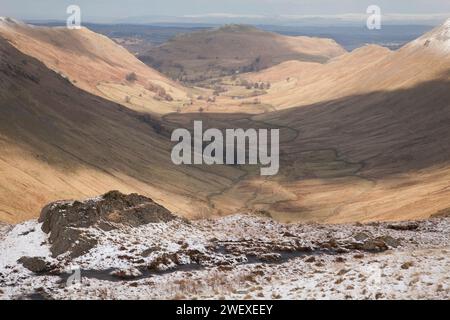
[239,79,271,90]
[123,78,174,104]
[213,85,227,96]
[240,56,263,73]
[253,82,271,90]
[240,97,261,105]
[197,96,216,102]
[146,82,173,101]
[126,72,137,82]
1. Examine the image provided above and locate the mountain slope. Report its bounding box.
[140,24,346,83]
[244,43,445,110]
[241,19,450,222]
[0,36,242,223]
[244,19,450,111]
[166,19,450,223]
[0,17,188,115]
[1,18,450,224]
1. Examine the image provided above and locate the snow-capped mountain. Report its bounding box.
[409,18,450,54]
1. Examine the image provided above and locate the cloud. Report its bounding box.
[183,13,266,19]
[2,0,450,22]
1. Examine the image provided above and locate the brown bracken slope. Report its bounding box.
[0,17,190,115]
[1,17,450,224]
[0,34,244,223]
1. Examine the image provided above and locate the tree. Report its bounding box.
[126,72,137,82]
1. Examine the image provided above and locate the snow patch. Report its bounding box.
[0,221,51,269]
[0,214,448,300]
[411,17,450,54]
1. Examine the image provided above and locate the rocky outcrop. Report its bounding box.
[18,257,52,274]
[348,234,400,252]
[38,191,177,258]
[2,210,449,299]
[387,223,420,231]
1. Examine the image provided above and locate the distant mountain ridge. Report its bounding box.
[139,24,346,82]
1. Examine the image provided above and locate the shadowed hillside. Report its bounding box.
[1,18,450,224]
[163,75,450,223]
[0,36,243,223]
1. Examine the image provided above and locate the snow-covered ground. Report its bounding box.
[0,213,449,300]
[410,17,450,53]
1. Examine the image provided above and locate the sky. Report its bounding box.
[1,0,450,23]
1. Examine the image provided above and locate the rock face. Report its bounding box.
[348,235,400,252]
[387,223,419,231]
[38,191,177,257]
[1,209,449,300]
[18,257,52,273]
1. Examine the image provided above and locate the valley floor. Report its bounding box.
[0,213,448,300]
